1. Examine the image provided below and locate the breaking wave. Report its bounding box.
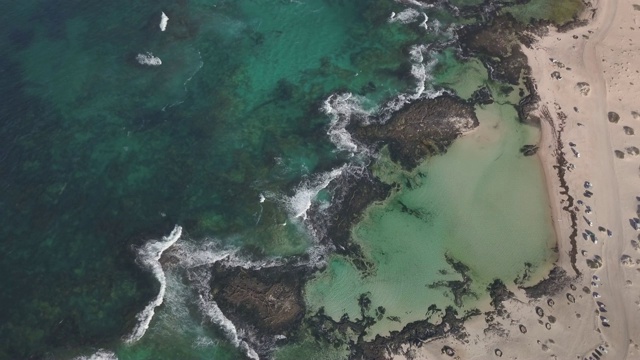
[322,42,440,146]
[160,12,169,31]
[322,93,372,155]
[74,350,118,360]
[389,8,429,31]
[193,274,260,360]
[286,165,347,220]
[389,8,421,23]
[136,52,162,66]
[124,225,182,344]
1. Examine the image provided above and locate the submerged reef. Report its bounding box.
[307,168,392,273]
[428,254,479,308]
[520,266,573,299]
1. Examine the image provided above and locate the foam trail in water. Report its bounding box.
[136,52,162,66]
[419,13,428,30]
[160,12,169,31]
[322,93,372,154]
[288,166,346,220]
[396,0,433,9]
[74,350,118,360]
[388,8,421,24]
[124,225,182,344]
[197,293,259,359]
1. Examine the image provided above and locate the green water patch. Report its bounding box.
[433,49,488,99]
[305,102,556,339]
[274,336,350,360]
[503,0,585,25]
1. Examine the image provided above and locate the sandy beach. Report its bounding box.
[397,0,640,358]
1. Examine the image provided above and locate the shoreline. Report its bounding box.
[527,0,640,356]
[407,0,640,358]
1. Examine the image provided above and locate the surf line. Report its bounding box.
[123,225,182,344]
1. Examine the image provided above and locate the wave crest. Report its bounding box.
[123,225,182,344]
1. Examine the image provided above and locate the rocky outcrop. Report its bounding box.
[520,266,573,298]
[350,95,479,170]
[428,255,478,308]
[209,263,307,335]
[459,15,536,85]
[307,168,392,273]
[355,307,481,360]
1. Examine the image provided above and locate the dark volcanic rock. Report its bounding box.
[520,144,539,156]
[487,279,515,317]
[459,15,533,85]
[521,266,573,298]
[428,255,478,308]
[209,262,307,335]
[307,168,392,273]
[350,95,478,169]
[469,86,494,105]
[354,307,480,360]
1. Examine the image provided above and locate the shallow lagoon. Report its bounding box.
[305,103,556,338]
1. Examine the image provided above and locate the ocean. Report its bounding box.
[0,0,581,359]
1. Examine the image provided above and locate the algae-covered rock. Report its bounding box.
[350,95,478,169]
[209,263,306,335]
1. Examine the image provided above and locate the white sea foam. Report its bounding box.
[187,266,260,360]
[194,336,217,348]
[388,8,421,24]
[74,350,118,360]
[172,242,234,269]
[418,13,429,30]
[160,12,169,31]
[197,293,242,346]
[136,52,162,66]
[322,93,372,154]
[321,39,440,135]
[396,0,433,9]
[123,225,182,344]
[287,166,346,220]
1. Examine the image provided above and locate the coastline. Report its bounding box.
[404,0,640,358]
[5,1,626,358]
[528,0,640,356]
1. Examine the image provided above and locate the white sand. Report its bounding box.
[396,0,640,358]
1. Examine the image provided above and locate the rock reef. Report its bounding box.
[209,263,307,336]
[350,95,479,170]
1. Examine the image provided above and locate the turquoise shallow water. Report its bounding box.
[0,0,571,359]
